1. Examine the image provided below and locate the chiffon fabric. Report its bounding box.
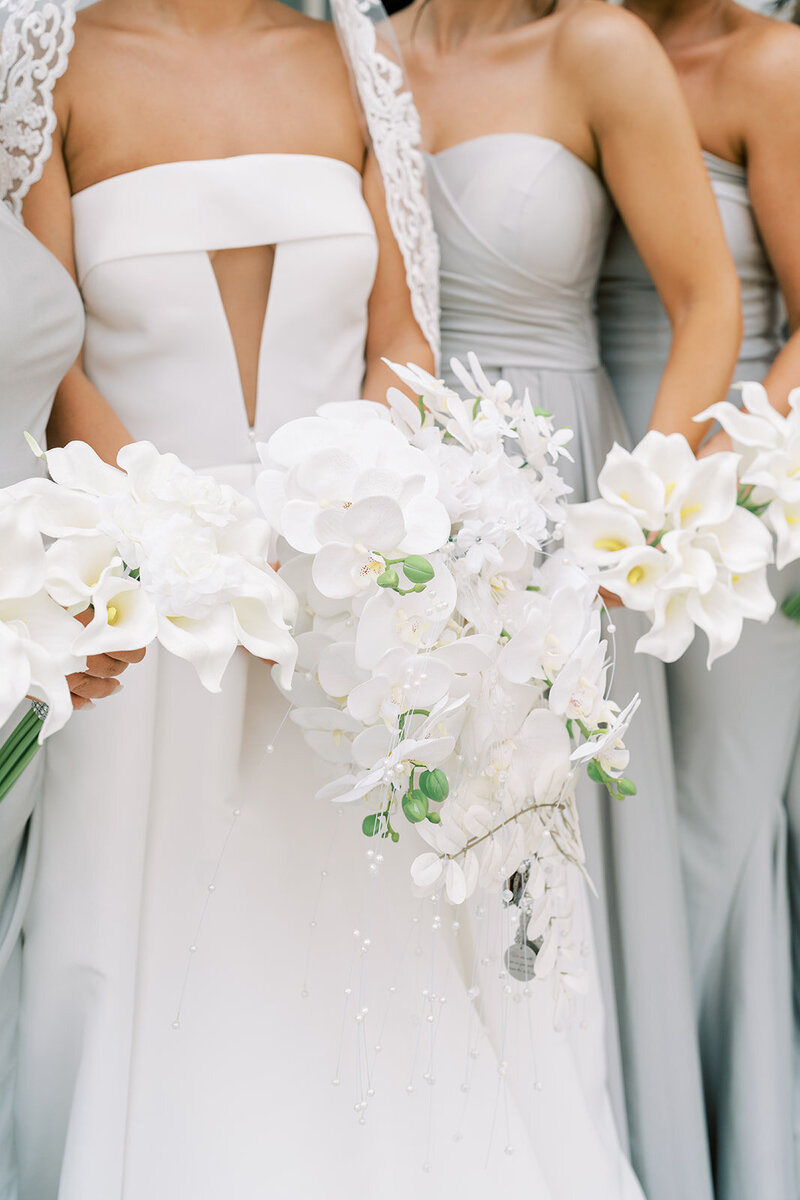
[600,150,799,1200]
[0,197,84,1198]
[16,152,641,1199]
[428,131,715,1200]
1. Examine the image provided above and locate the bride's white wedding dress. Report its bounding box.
[14,153,642,1199]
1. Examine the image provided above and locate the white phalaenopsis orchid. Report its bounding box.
[564,427,775,667]
[7,439,298,691]
[256,357,639,997]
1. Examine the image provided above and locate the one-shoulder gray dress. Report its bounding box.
[428,132,714,1200]
[0,198,84,1197]
[600,151,798,1200]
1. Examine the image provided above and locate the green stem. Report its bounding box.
[0,705,46,803]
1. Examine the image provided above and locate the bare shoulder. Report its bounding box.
[721,8,800,98]
[551,1,661,70]
[550,0,672,109]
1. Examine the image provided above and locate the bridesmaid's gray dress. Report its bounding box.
[428,132,714,1200]
[600,151,798,1200]
[0,199,84,1198]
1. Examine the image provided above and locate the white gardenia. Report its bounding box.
[564,429,775,666]
[8,439,298,692]
[257,357,638,994]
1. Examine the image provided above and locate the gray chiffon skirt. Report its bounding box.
[448,361,714,1200]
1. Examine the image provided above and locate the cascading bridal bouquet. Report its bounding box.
[0,437,298,799]
[256,355,640,991]
[564,383,800,667]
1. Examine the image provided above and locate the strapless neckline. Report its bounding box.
[701,149,746,182]
[430,132,601,184]
[72,152,362,200]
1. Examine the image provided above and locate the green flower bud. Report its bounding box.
[616,777,637,797]
[376,569,399,589]
[586,759,605,785]
[362,813,381,837]
[419,768,449,803]
[401,788,429,823]
[426,811,442,824]
[402,555,435,585]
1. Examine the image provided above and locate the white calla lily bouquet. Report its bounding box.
[0,438,297,799]
[564,383,800,667]
[256,356,640,986]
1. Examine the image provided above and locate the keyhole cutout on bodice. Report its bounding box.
[208,245,276,429]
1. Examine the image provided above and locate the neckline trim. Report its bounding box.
[72,153,363,200]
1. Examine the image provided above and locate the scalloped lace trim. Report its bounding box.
[0,0,77,216]
[331,0,441,367]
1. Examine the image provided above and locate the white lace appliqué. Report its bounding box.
[0,0,76,216]
[331,0,441,367]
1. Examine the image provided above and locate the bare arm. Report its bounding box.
[743,28,800,414]
[565,5,741,449]
[23,108,133,463]
[362,151,435,404]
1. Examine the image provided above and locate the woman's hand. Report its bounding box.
[599,586,624,610]
[67,608,146,710]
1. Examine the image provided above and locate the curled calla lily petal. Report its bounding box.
[597,443,666,529]
[72,573,159,658]
[44,534,122,608]
[563,501,645,567]
[0,499,45,601]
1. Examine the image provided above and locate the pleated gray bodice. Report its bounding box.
[429,133,612,373]
[599,151,783,442]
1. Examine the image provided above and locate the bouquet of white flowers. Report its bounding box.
[564,426,775,666]
[0,438,297,800]
[564,384,800,667]
[256,356,639,986]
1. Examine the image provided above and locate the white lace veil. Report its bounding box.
[330,0,440,366]
[0,0,76,213]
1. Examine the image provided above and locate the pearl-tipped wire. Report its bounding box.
[171,702,293,1030]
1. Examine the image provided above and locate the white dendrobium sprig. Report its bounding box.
[564,426,776,667]
[8,438,298,692]
[256,356,639,997]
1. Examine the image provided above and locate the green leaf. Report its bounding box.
[419,768,449,803]
[402,789,429,823]
[417,395,426,424]
[783,590,800,623]
[376,569,399,589]
[362,813,382,837]
[402,555,435,585]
